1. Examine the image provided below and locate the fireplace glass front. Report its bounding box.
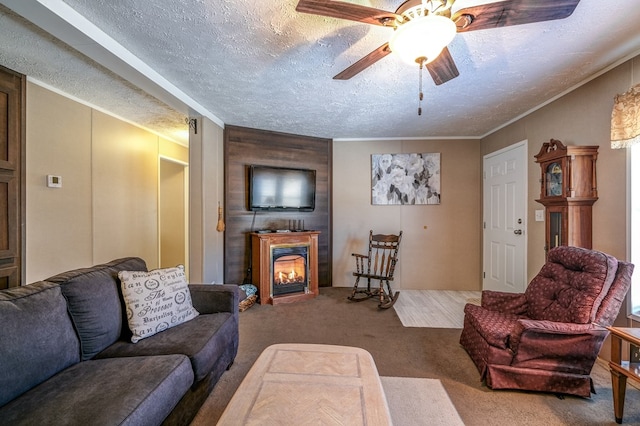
[271,245,308,296]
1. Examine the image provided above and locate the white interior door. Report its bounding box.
[483,141,527,293]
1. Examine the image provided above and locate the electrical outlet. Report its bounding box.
[47,175,62,188]
[630,344,640,363]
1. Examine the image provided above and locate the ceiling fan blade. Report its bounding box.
[425,47,459,86]
[452,0,581,32]
[333,43,392,80]
[296,0,400,27]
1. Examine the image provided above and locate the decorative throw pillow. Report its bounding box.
[118,265,199,343]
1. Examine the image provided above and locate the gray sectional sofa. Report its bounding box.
[0,257,239,426]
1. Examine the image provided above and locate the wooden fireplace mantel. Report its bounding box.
[251,231,320,305]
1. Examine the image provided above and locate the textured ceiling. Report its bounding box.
[1,0,640,145]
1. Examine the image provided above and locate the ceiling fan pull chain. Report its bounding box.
[418,58,425,116]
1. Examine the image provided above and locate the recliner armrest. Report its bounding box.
[188,284,239,316]
[509,319,609,365]
[517,319,601,335]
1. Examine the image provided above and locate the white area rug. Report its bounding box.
[381,376,464,425]
[393,290,481,328]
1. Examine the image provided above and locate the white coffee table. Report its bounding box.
[217,343,392,425]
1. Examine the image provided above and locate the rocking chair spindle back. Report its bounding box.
[348,230,402,309]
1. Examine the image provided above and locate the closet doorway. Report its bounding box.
[159,157,188,274]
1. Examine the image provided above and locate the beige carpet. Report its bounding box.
[192,288,640,425]
[381,376,464,426]
[393,290,481,328]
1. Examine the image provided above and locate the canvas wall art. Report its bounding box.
[371,153,441,205]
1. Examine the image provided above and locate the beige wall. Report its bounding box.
[26,84,93,279]
[188,117,225,284]
[332,139,482,290]
[91,112,159,266]
[481,56,639,286]
[25,83,189,282]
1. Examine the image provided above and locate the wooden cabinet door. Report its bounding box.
[0,66,24,289]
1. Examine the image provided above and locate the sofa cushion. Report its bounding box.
[0,355,193,426]
[119,265,199,343]
[0,282,80,407]
[47,257,147,360]
[524,246,618,324]
[96,312,235,382]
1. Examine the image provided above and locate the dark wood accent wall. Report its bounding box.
[223,125,332,287]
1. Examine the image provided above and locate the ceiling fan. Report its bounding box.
[296,0,581,85]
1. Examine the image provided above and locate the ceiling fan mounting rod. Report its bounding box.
[396,0,453,23]
[422,0,449,13]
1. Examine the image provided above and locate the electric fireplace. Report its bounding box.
[251,231,320,305]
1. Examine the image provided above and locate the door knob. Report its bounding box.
[514,229,523,235]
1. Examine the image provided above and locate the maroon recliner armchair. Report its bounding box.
[460,246,634,397]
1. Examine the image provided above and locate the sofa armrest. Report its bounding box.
[188,284,239,315]
[481,290,528,315]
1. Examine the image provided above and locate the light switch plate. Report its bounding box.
[535,210,544,222]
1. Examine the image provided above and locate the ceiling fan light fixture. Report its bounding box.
[389,14,456,65]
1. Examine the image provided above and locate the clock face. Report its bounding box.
[546,162,563,197]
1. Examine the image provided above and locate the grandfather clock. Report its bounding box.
[534,139,598,253]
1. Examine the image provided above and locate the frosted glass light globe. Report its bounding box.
[389,14,457,64]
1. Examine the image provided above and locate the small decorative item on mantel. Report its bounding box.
[534,139,598,254]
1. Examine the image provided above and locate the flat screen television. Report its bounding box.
[249,165,316,212]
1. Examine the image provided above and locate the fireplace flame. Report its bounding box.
[273,253,307,287]
[276,269,302,284]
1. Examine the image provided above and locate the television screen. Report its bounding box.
[249,165,316,211]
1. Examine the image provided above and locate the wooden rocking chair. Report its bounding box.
[348,230,402,309]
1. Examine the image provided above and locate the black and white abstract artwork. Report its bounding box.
[371,153,441,205]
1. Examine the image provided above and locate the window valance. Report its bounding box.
[611,83,640,149]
